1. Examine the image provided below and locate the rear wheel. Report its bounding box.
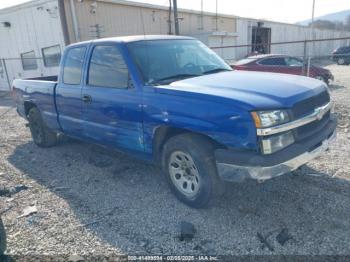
[162,133,225,208]
[337,58,345,65]
[28,107,57,147]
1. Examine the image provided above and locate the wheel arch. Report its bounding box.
[23,101,38,117]
[152,125,225,163]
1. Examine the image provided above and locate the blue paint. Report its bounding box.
[12,35,329,161]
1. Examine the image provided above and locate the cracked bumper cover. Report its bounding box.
[215,118,336,182]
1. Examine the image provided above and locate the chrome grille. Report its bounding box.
[292,91,330,119]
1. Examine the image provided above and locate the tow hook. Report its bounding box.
[25,123,29,127]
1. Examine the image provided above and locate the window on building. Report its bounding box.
[259,57,286,66]
[21,51,38,70]
[88,45,128,88]
[63,47,86,85]
[42,45,61,67]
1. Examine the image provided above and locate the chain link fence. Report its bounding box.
[0,36,349,92]
[0,57,60,92]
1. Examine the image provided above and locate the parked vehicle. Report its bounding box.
[12,36,336,208]
[332,45,350,65]
[231,54,334,84]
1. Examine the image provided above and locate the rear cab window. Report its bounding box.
[259,57,286,66]
[284,57,303,67]
[233,58,257,65]
[63,46,86,85]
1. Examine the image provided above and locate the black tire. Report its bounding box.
[0,217,6,255]
[337,57,345,65]
[161,133,225,208]
[28,107,57,147]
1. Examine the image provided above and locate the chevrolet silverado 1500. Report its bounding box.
[12,35,336,208]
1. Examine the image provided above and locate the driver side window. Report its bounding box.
[88,45,128,88]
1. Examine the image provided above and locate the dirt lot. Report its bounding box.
[1,65,350,257]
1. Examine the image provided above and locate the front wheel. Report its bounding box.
[28,107,57,147]
[162,134,225,208]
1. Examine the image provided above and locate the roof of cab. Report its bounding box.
[68,35,194,48]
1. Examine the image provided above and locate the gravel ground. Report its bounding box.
[1,65,350,257]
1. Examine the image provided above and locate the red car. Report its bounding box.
[231,54,334,84]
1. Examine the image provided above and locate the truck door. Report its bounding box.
[81,44,144,152]
[56,46,86,137]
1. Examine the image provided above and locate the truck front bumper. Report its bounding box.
[215,118,336,182]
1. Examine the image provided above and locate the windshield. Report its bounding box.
[127,39,231,85]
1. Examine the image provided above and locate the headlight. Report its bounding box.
[261,131,295,154]
[251,110,290,128]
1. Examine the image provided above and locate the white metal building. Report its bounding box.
[0,0,349,91]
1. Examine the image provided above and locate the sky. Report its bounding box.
[0,0,350,23]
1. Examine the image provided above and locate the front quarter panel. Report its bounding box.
[142,86,258,154]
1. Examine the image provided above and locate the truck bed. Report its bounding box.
[12,76,60,131]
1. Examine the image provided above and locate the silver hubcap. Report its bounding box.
[339,58,345,65]
[168,151,200,197]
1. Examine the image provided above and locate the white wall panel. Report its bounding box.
[0,0,64,90]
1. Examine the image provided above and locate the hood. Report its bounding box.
[156,71,327,110]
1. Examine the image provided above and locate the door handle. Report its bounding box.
[82,94,92,103]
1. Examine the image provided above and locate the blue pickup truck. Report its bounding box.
[12,35,336,208]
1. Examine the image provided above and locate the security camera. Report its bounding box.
[90,1,97,14]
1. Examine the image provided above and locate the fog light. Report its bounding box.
[261,131,295,154]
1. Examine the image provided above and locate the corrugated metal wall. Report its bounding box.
[63,0,236,42]
[0,0,65,90]
[236,18,350,60]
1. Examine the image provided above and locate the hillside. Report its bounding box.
[297,9,350,25]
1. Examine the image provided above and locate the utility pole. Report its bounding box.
[200,0,203,30]
[69,0,80,42]
[215,0,218,31]
[307,0,316,77]
[173,0,179,35]
[168,0,172,34]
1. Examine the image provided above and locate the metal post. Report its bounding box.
[302,40,307,75]
[173,0,179,35]
[200,0,203,30]
[215,0,218,31]
[69,0,80,42]
[2,59,11,91]
[168,0,172,35]
[307,0,316,77]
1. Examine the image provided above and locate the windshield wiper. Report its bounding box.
[149,74,201,85]
[203,68,232,75]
